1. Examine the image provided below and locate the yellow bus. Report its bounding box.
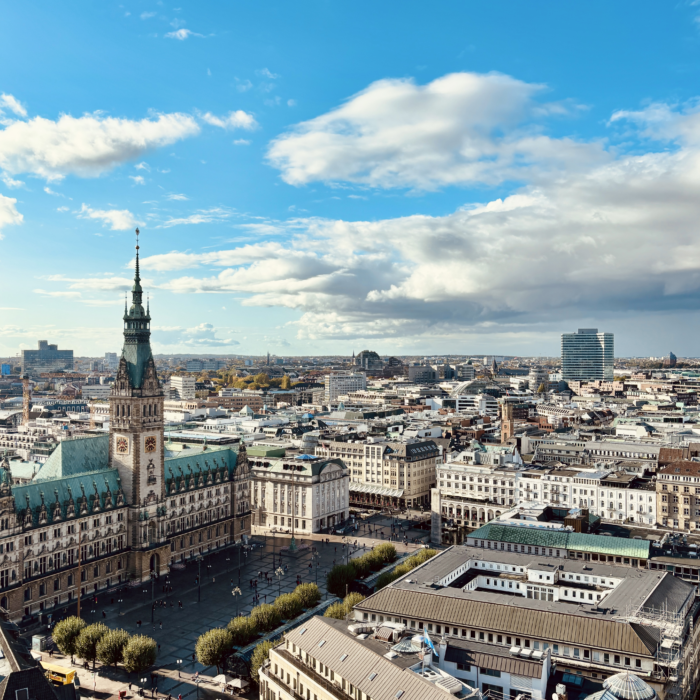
[40,662,76,686]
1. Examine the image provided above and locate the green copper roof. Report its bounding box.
[470,522,651,558]
[164,445,239,480]
[122,343,155,390]
[33,435,109,482]
[13,468,125,521]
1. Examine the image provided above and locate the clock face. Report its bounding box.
[145,436,157,453]
[116,437,129,454]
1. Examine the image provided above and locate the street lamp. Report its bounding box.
[275,566,284,597]
[141,677,148,698]
[231,586,242,617]
[176,659,182,679]
[311,550,320,586]
[150,572,157,624]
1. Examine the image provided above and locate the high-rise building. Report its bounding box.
[561,328,614,381]
[324,371,366,403]
[663,351,677,368]
[170,375,196,400]
[104,352,118,370]
[21,340,73,375]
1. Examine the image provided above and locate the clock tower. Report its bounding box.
[109,230,168,579]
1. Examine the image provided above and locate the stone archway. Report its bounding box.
[150,552,160,573]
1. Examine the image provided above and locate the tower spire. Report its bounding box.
[135,227,141,285]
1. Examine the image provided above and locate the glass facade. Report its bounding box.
[561,328,614,381]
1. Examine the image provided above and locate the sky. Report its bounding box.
[3,2,700,359]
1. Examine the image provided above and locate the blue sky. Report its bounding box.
[3,2,700,359]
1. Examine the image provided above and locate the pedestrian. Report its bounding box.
[158,644,161,653]
[102,610,106,618]
[179,600,182,608]
[159,621,163,630]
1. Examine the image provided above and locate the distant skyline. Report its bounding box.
[2,3,700,357]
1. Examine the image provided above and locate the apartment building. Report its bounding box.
[355,546,699,700]
[170,375,196,400]
[656,460,700,530]
[454,394,498,417]
[316,436,438,510]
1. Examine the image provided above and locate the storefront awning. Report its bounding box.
[349,481,404,498]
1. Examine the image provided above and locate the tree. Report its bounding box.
[196,628,233,674]
[75,622,108,669]
[250,640,276,683]
[280,375,291,390]
[537,383,547,393]
[343,592,365,615]
[254,373,270,385]
[326,564,356,597]
[53,616,86,663]
[294,583,321,609]
[96,629,131,667]
[250,604,281,632]
[273,593,303,621]
[227,616,257,647]
[123,635,158,674]
[323,602,347,620]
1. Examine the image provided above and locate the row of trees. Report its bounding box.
[195,583,322,673]
[375,548,438,589]
[325,543,397,597]
[53,617,157,673]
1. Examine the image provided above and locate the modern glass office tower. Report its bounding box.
[561,328,614,381]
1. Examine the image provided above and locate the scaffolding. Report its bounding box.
[614,597,700,700]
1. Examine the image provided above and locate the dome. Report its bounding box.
[584,672,656,700]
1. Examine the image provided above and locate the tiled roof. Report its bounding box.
[164,445,238,480]
[33,435,109,482]
[355,588,657,656]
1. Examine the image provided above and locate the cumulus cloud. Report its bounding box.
[78,204,140,230]
[134,101,700,343]
[1,172,23,188]
[166,193,189,201]
[0,112,199,180]
[201,111,258,130]
[0,194,23,238]
[267,71,605,190]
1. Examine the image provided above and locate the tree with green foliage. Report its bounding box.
[280,375,291,390]
[376,549,438,589]
[326,564,356,597]
[96,629,131,667]
[75,622,108,669]
[53,616,86,663]
[294,583,321,609]
[123,635,158,674]
[227,616,257,647]
[273,593,303,620]
[250,604,282,632]
[323,602,347,620]
[250,640,276,683]
[196,628,233,674]
[324,592,366,620]
[254,373,271,385]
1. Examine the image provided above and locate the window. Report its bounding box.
[480,668,501,678]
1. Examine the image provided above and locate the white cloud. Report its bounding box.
[287,99,296,107]
[267,71,604,190]
[233,139,250,146]
[45,274,135,292]
[56,206,69,212]
[256,68,279,79]
[130,175,145,185]
[166,193,189,200]
[34,289,82,298]
[165,28,202,40]
[158,207,234,228]
[78,204,140,230]
[0,112,199,180]
[201,111,258,130]
[0,194,22,238]
[140,11,156,19]
[235,79,253,92]
[0,94,26,117]
[135,161,150,171]
[154,322,239,348]
[1,172,23,188]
